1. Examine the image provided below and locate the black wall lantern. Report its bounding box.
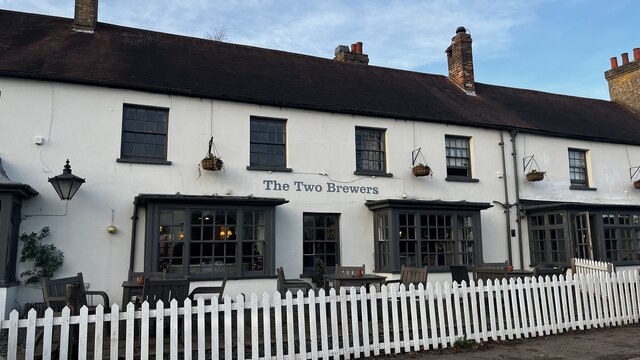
[48,159,85,200]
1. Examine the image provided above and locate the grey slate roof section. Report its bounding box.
[0,158,38,197]
[1,10,640,144]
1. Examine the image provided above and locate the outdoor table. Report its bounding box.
[507,270,535,280]
[324,273,386,291]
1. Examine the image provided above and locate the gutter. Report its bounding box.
[128,199,140,274]
[496,131,513,265]
[510,131,525,269]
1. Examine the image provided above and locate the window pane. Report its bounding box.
[527,212,566,265]
[302,213,340,274]
[158,209,185,274]
[250,117,286,167]
[121,105,168,160]
[445,135,471,178]
[355,127,386,172]
[568,149,588,186]
[602,212,640,263]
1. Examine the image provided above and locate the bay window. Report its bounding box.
[139,194,286,279]
[367,199,489,272]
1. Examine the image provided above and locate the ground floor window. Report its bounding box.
[528,212,567,264]
[140,195,285,279]
[398,213,476,268]
[367,199,489,272]
[302,213,339,275]
[602,213,640,263]
[525,202,640,266]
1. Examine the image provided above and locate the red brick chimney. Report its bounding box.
[73,0,98,33]
[605,48,640,114]
[446,26,475,95]
[333,41,369,65]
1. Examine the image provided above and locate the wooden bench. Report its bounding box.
[386,265,428,288]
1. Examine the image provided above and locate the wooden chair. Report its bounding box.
[189,272,228,300]
[449,265,470,285]
[42,272,110,314]
[474,264,508,283]
[386,266,428,288]
[141,278,190,308]
[534,263,568,278]
[336,264,365,276]
[276,267,314,295]
[128,270,165,282]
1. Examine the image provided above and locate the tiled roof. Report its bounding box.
[2,10,639,144]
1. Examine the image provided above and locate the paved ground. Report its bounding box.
[373,323,640,360]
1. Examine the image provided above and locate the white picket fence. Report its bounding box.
[2,271,639,360]
[571,258,615,275]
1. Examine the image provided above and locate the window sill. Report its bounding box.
[117,158,172,165]
[445,176,479,183]
[569,185,597,191]
[353,171,393,177]
[246,166,292,172]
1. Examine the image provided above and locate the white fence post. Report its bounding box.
[2,269,640,360]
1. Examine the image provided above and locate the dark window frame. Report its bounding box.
[144,202,277,280]
[248,116,289,171]
[568,148,589,187]
[118,104,170,164]
[302,213,340,276]
[372,206,483,273]
[601,213,640,264]
[445,135,475,181]
[355,126,389,176]
[527,211,568,265]
[526,207,640,267]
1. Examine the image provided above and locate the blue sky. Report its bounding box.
[1,0,638,100]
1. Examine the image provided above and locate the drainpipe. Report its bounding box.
[498,131,513,265]
[128,199,140,273]
[510,131,525,269]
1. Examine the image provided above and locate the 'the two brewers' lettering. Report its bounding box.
[263,180,379,194]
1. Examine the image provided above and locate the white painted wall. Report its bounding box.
[1,77,639,311]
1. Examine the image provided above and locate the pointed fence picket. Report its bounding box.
[1,271,639,359]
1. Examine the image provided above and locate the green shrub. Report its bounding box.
[311,258,327,289]
[453,336,475,350]
[19,227,64,285]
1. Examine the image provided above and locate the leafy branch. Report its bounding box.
[19,227,64,285]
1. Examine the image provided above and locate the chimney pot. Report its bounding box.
[610,57,619,69]
[633,48,640,61]
[621,53,629,65]
[605,48,640,115]
[333,42,369,65]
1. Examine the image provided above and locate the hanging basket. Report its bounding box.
[201,156,223,171]
[634,180,640,190]
[526,170,545,182]
[412,164,432,177]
